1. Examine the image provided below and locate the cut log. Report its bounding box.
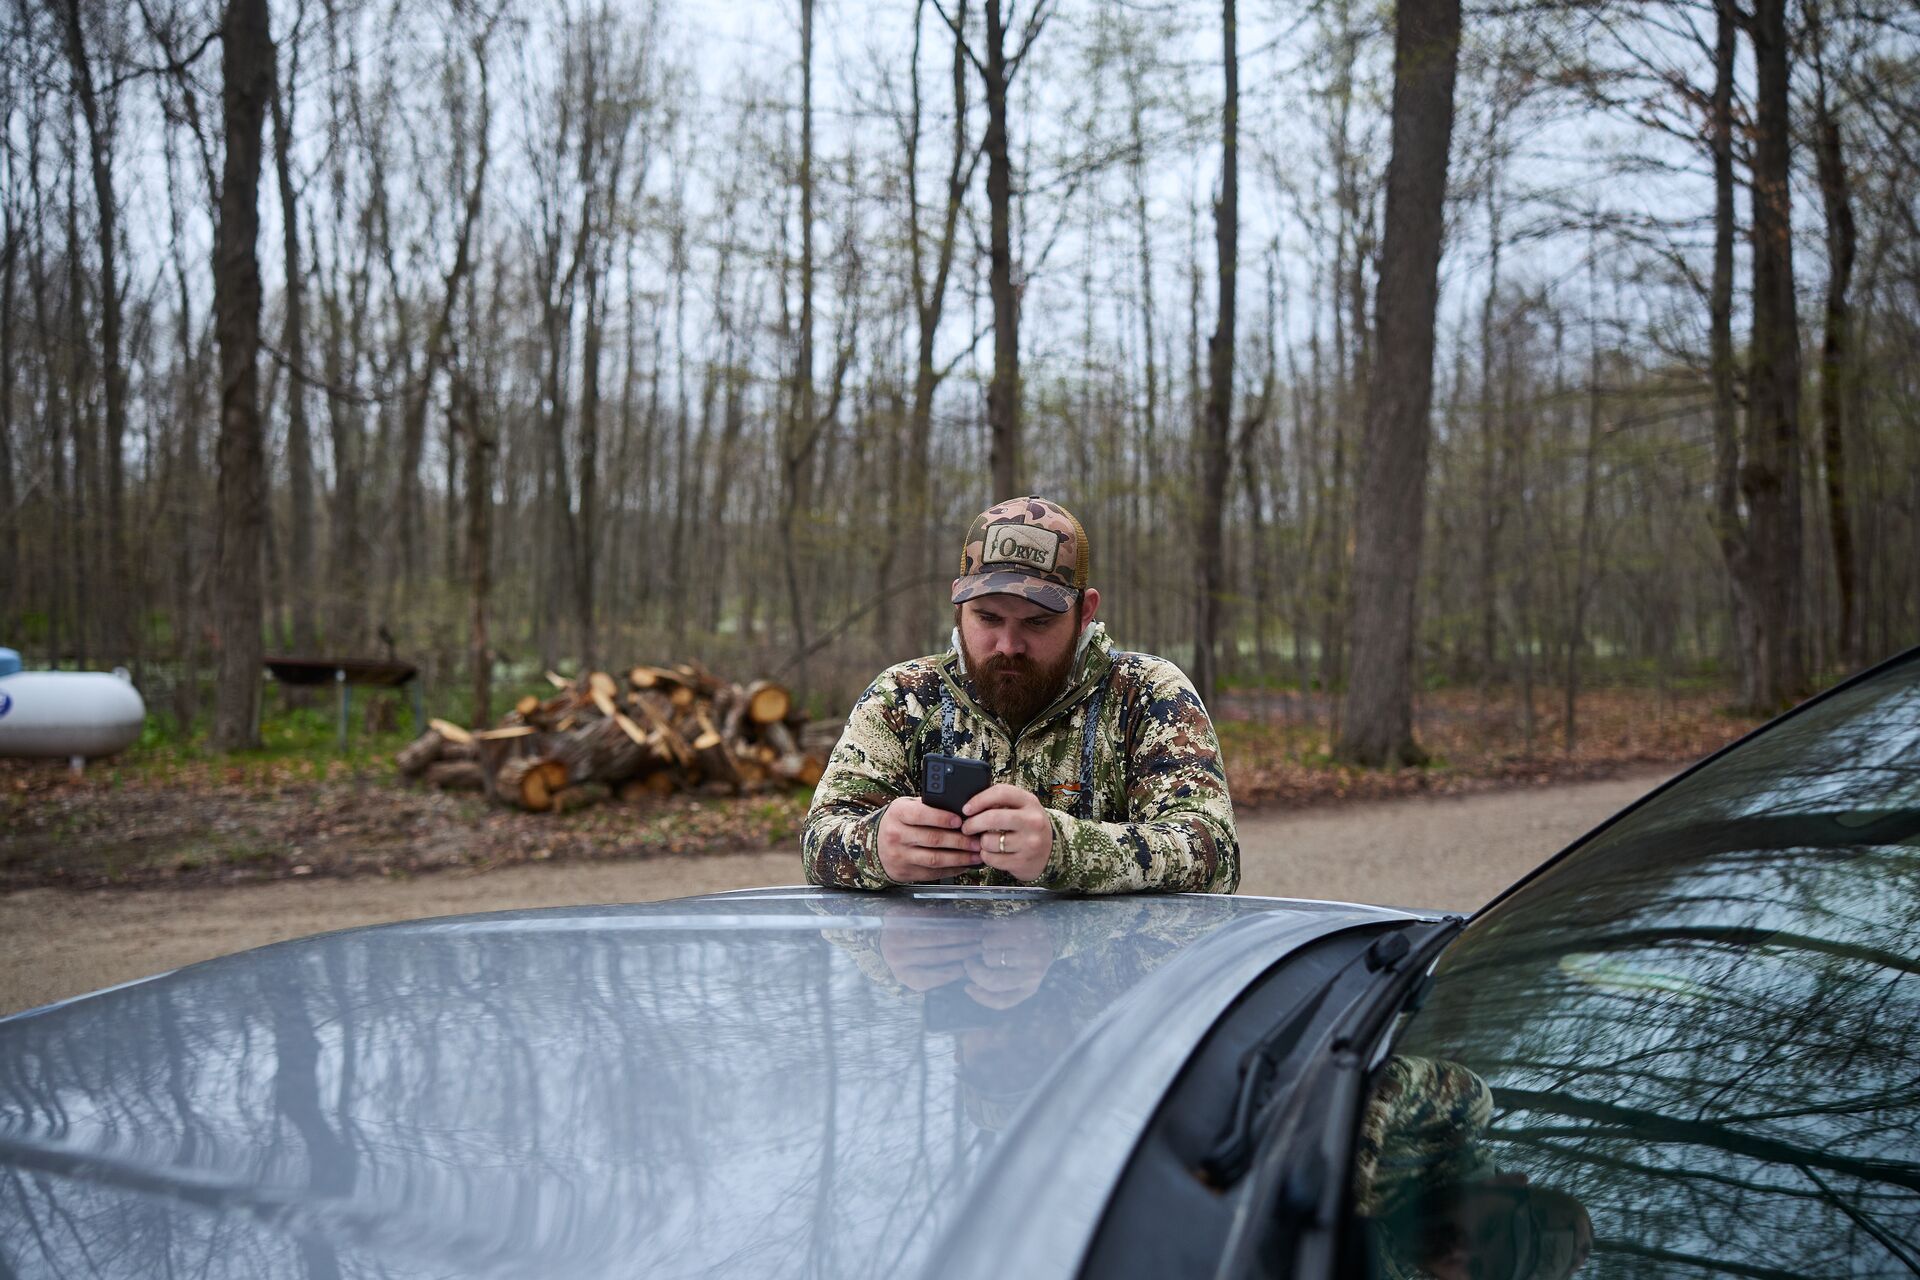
[525,693,579,732]
[719,685,752,748]
[773,753,826,787]
[396,731,445,778]
[619,771,679,801]
[497,757,555,811]
[741,679,792,725]
[674,661,723,696]
[554,715,663,785]
[628,689,694,767]
[424,760,487,791]
[760,720,824,788]
[692,713,724,753]
[761,720,802,759]
[550,782,609,814]
[422,658,830,810]
[692,709,743,790]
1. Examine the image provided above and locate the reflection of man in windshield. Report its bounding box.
[1355,1056,1592,1280]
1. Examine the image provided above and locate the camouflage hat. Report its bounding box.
[953,496,1089,614]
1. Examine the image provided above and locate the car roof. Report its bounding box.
[0,886,1407,1278]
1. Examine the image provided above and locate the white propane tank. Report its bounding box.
[0,670,147,760]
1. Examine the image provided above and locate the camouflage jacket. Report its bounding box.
[802,623,1240,894]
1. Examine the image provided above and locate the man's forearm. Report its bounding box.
[802,807,894,890]
[1040,808,1240,894]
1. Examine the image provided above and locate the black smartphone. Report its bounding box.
[922,753,993,815]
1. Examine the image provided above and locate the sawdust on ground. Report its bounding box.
[0,767,1674,1016]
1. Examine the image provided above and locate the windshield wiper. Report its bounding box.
[1215,917,1464,1280]
[1198,918,1462,1191]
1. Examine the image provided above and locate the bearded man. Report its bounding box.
[803,497,1239,894]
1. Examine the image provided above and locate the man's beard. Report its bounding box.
[960,608,1082,732]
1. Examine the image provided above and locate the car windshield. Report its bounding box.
[1357,653,1920,1280]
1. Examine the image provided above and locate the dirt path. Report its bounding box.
[1233,767,1674,910]
[1,768,1674,1016]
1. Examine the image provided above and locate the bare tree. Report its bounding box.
[1337,0,1462,766]
[937,0,1051,498]
[54,0,129,659]
[891,0,972,658]
[269,0,314,653]
[211,0,271,750]
[782,0,855,691]
[1720,0,1806,711]
[1192,0,1237,709]
[1809,0,1858,671]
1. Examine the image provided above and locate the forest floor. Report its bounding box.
[0,686,1758,893]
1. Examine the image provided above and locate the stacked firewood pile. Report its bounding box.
[395,663,834,813]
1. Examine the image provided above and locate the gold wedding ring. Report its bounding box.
[998,832,1007,854]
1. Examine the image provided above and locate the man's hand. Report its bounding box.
[962,914,1055,1009]
[878,797,983,883]
[878,918,979,991]
[962,784,1054,882]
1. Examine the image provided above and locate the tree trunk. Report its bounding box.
[459,367,493,728]
[1811,21,1858,672]
[896,0,968,659]
[1336,0,1460,766]
[212,0,272,751]
[1565,232,1604,754]
[0,194,16,637]
[59,0,128,661]
[1741,0,1805,709]
[322,274,366,652]
[1705,0,1759,711]
[784,0,820,691]
[1476,89,1508,698]
[1193,0,1237,708]
[65,157,96,665]
[270,49,316,654]
[983,0,1019,498]
[577,239,603,669]
[1237,251,1279,686]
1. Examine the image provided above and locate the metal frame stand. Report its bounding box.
[336,668,351,753]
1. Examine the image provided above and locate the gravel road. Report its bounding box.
[0,767,1673,1016]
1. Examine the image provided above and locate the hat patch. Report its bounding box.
[984,522,1061,573]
